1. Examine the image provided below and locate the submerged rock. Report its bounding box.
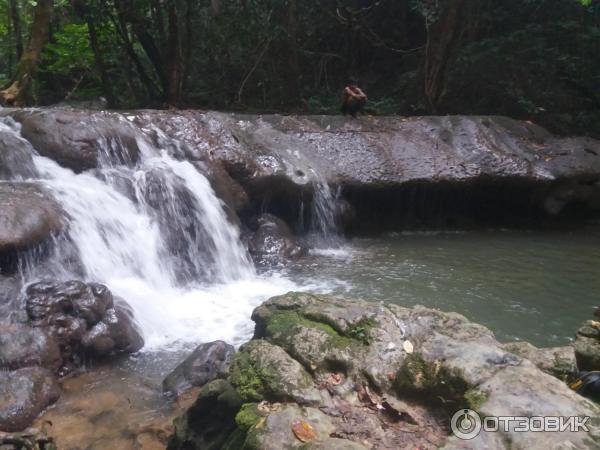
[163,340,235,396]
[0,366,60,432]
[170,292,600,450]
[0,323,61,371]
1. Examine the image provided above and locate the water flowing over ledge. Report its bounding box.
[2,108,600,351]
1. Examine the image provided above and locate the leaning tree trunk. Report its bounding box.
[0,0,53,106]
[423,0,467,113]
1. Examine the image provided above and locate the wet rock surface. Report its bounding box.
[0,183,64,267]
[20,280,144,372]
[0,322,62,371]
[246,214,307,266]
[12,109,141,172]
[0,121,38,180]
[169,292,600,450]
[0,280,145,433]
[31,366,199,450]
[6,109,600,232]
[0,366,60,432]
[163,340,235,396]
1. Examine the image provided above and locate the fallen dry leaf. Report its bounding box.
[327,373,343,385]
[291,420,317,443]
[257,401,281,413]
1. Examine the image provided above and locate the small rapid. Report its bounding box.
[0,115,312,349]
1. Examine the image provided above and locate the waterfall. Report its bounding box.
[0,115,299,349]
[308,168,342,247]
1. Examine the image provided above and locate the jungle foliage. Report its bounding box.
[0,0,598,136]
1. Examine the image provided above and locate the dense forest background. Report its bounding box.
[0,0,598,136]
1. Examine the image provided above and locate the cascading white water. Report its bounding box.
[308,166,342,247]
[1,115,307,349]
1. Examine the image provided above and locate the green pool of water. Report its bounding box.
[288,227,600,347]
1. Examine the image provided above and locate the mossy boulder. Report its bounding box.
[229,340,321,405]
[170,292,600,450]
[167,380,242,450]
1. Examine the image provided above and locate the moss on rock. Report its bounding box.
[235,403,264,431]
[393,353,472,410]
[229,350,272,402]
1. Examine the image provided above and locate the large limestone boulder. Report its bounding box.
[0,183,64,265]
[170,293,600,450]
[13,109,141,172]
[7,109,600,230]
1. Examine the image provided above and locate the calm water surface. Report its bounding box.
[286,228,600,347]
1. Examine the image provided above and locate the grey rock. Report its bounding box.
[247,214,307,266]
[0,322,61,371]
[0,183,64,257]
[0,366,60,432]
[24,279,113,327]
[167,379,242,450]
[501,341,576,380]
[81,297,144,356]
[230,340,321,405]
[0,123,37,180]
[250,292,599,450]
[247,404,335,450]
[163,340,235,396]
[14,109,140,172]
[16,280,143,373]
[574,320,600,371]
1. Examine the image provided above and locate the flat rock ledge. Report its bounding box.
[168,292,600,450]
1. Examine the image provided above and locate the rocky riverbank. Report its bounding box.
[3,109,600,238]
[167,292,600,450]
[1,109,600,448]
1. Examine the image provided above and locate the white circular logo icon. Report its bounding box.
[451,409,482,440]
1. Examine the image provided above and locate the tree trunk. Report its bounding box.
[114,0,168,96]
[108,7,160,102]
[72,0,116,107]
[0,0,53,106]
[8,0,23,60]
[423,0,467,113]
[181,0,194,95]
[275,0,301,105]
[165,0,182,106]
